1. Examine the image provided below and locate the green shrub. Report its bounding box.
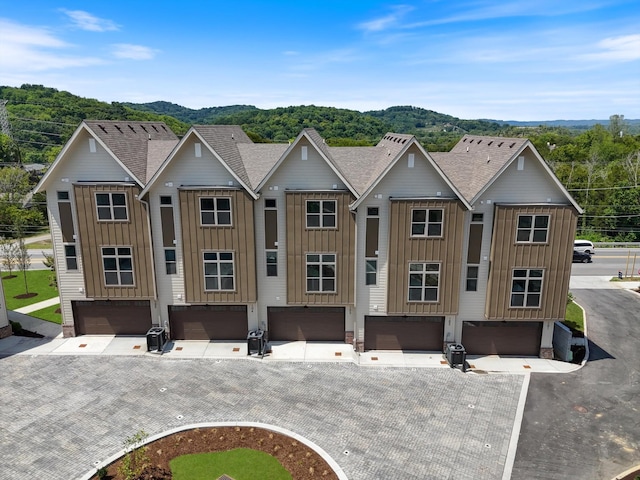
[10,321,22,334]
[118,430,150,480]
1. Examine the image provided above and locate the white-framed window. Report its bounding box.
[200,197,232,226]
[510,268,543,307]
[95,192,128,221]
[411,208,443,237]
[203,251,235,291]
[365,258,377,286]
[64,244,77,270]
[466,265,479,291]
[408,262,440,302]
[165,249,177,275]
[306,253,336,292]
[266,250,278,277]
[516,214,549,243]
[306,200,337,228]
[102,247,134,286]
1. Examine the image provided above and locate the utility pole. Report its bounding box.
[0,100,12,139]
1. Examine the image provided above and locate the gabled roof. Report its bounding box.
[140,125,259,199]
[35,120,177,193]
[349,133,471,210]
[255,128,359,197]
[432,134,582,212]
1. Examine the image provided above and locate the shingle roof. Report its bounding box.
[432,134,529,203]
[192,125,253,188]
[329,146,391,195]
[238,143,289,189]
[84,121,178,184]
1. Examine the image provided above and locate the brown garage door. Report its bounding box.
[462,321,542,356]
[365,316,444,351]
[268,307,344,341]
[72,300,152,335]
[169,305,248,340]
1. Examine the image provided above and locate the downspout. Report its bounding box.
[136,194,159,307]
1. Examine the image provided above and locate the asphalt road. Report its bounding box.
[511,285,640,479]
[571,248,640,277]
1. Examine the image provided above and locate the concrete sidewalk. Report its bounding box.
[0,333,581,374]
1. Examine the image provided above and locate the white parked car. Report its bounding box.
[574,240,595,255]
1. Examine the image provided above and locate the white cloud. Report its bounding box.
[61,9,119,32]
[580,34,640,62]
[357,5,414,33]
[0,19,104,71]
[111,44,159,60]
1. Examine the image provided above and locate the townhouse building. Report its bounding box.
[35,120,582,358]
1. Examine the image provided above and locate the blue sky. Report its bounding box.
[1,1,638,121]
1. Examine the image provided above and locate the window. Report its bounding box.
[471,213,484,223]
[510,269,543,307]
[265,198,277,209]
[165,249,176,275]
[203,252,235,291]
[102,247,133,286]
[96,193,128,221]
[266,250,278,277]
[64,244,77,270]
[411,209,443,237]
[306,200,336,228]
[408,263,440,302]
[306,253,336,292]
[200,197,232,226]
[57,191,70,201]
[466,265,479,291]
[516,214,549,243]
[365,258,377,285]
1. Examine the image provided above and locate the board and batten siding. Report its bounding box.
[387,199,465,315]
[486,204,577,320]
[179,188,257,304]
[73,184,154,299]
[285,191,356,305]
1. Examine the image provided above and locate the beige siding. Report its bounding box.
[387,199,465,315]
[486,205,577,320]
[179,188,257,304]
[74,184,154,299]
[286,191,356,305]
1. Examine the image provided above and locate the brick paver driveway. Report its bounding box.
[0,356,524,479]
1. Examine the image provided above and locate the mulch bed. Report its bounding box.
[92,426,339,480]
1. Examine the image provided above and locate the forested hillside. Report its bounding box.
[1,84,639,241]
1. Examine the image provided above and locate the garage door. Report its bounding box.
[169,305,248,340]
[365,316,444,351]
[72,300,152,335]
[462,321,542,356]
[268,307,344,341]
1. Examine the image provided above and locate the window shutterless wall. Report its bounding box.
[486,204,577,320]
[285,191,356,305]
[178,188,257,304]
[73,183,155,299]
[387,199,466,315]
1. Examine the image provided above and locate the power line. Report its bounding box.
[7,115,77,127]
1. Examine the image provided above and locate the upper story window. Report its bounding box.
[203,251,235,291]
[408,262,440,302]
[96,192,128,221]
[306,253,336,292]
[510,268,543,307]
[516,214,549,243]
[102,247,134,286]
[411,208,443,237]
[200,197,232,226]
[306,200,336,228]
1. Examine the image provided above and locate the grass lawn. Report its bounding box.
[170,448,292,480]
[28,303,62,324]
[26,240,52,250]
[564,301,584,333]
[2,270,59,310]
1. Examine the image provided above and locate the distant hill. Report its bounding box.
[489,118,640,131]
[120,101,259,124]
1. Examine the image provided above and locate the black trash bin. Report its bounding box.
[146,327,166,353]
[446,343,466,371]
[247,329,265,356]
